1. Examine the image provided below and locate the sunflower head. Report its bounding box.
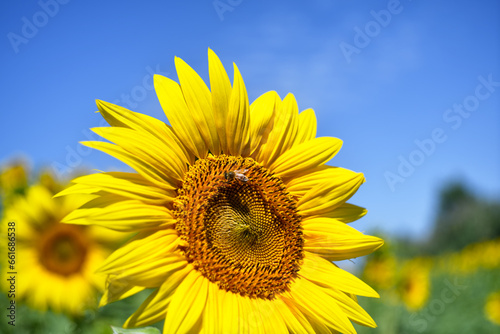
[1,182,122,315]
[0,160,29,206]
[485,291,500,326]
[397,257,432,311]
[61,49,383,333]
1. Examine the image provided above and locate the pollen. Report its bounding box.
[174,155,304,299]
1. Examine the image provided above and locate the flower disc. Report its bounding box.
[39,223,89,276]
[174,155,303,299]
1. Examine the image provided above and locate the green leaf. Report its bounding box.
[111,325,161,334]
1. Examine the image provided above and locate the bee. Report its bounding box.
[224,169,249,182]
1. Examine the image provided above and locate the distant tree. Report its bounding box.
[424,181,500,254]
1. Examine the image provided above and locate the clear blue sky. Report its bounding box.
[1,0,499,239]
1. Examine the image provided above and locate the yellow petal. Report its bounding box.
[164,269,209,333]
[275,297,316,334]
[287,166,356,197]
[251,298,288,333]
[208,48,232,154]
[99,279,146,307]
[303,217,384,261]
[125,265,192,327]
[301,252,379,298]
[297,172,365,217]
[81,141,178,189]
[248,91,280,157]
[221,290,240,333]
[328,203,367,223]
[226,63,250,156]
[323,287,377,328]
[68,172,176,205]
[294,108,317,145]
[288,279,356,334]
[98,229,179,273]
[155,74,208,158]
[202,282,222,334]
[62,197,174,232]
[175,56,220,155]
[256,93,298,167]
[125,289,172,328]
[91,127,186,181]
[96,99,194,163]
[270,137,343,179]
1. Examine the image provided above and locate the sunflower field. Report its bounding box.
[2,45,500,333]
[1,158,499,333]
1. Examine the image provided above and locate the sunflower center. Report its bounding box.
[39,223,88,276]
[174,155,303,299]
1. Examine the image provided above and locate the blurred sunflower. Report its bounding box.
[1,183,121,315]
[60,49,383,333]
[362,250,396,291]
[397,257,432,311]
[485,291,500,325]
[0,160,28,206]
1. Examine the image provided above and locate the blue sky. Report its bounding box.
[1,0,499,239]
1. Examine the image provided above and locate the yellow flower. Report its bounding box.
[485,291,500,325]
[1,183,120,315]
[397,257,432,311]
[61,49,383,333]
[362,253,396,291]
[0,160,28,206]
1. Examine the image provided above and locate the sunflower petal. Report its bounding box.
[328,203,367,223]
[175,56,220,155]
[288,279,356,334]
[303,217,384,260]
[202,282,222,334]
[164,269,209,333]
[91,127,186,181]
[226,63,250,156]
[324,287,377,328]
[125,289,171,328]
[208,48,232,154]
[294,108,317,145]
[270,137,343,179]
[221,290,240,333]
[287,166,356,198]
[252,298,288,333]
[155,74,208,158]
[62,197,174,232]
[297,172,365,217]
[301,252,379,297]
[248,91,280,156]
[96,100,193,164]
[81,141,178,189]
[69,172,176,204]
[256,93,298,167]
[275,297,315,334]
[99,278,146,307]
[125,265,192,328]
[98,229,178,274]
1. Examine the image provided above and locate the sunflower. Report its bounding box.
[1,182,120,315]
[0,160,28,207]
[60,49,383,333]
[396,257,431,311]
[362,249,396,291]
[485,291,500,326]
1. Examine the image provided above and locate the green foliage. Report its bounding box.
[355,268,500,333]
[111,325,161,334]
[0,289,163,334]
[424,181,500,254]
